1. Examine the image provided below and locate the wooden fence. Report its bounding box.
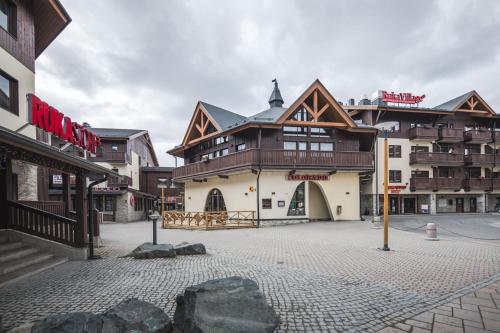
[162,211,256,230]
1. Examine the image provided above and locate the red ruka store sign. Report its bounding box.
[28,94,101,154]
[382,91,426,105]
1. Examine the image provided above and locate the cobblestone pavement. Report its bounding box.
[378,281,500,333]
[1,220,500,332]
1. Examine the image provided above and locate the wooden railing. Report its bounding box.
[464,129,492,143]
[438,128,464,142]
[409,152,464,166]
[410,177,463,191]
[6,200,82,247]
[408,127,438,140]
[463,178,500,191]
[464,154,495,165]
[89,152,131,164]
[18,201,67,217]
[173,149,374,179]
[162,211,256,230]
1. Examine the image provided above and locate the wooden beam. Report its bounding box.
[317,104,329,118]
[313,91,318,114]
[302,102,315,119]
[195,123,204,135]
[283,120,347,127]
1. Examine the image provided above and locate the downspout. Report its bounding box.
[492,121,496,212]
[256,128,262,228]
[87,174,108,260]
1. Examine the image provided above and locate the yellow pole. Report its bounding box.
[161,187,165,213]
[383,132,390,251]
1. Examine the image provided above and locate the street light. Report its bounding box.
[374,121,399,251]
[157,178,168,213]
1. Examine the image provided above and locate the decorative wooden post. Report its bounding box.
[0,154,13,229]
[74,171,88,247]
[62,173,71,217]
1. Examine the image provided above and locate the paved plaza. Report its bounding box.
[1,218,500,332]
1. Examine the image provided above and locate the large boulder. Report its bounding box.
[127,242,176,259]
[31,312,103,333]
[103,298,173,333]
[174,276,279,333]
[174,242,206,255]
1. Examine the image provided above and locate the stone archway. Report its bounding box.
[308,181,332,221]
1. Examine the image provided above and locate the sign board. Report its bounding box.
[381,91,425,105]
[157,184,168,189]
[287,174,329,181]
[28,94,102,154]
[262,198,272,209]
[52,174,63,185]
[420,204,429,214]
[388,185,406,190]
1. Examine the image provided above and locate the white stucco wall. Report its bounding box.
[0,48,36,138]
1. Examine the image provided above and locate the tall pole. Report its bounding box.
[383,130,390,251]
[161,187,165,213]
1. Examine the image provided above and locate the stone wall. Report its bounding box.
[11,160,37,201]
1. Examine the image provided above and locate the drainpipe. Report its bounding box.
[256,128,262,228]
[87,174,108,260]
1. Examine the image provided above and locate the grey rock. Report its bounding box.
[31,312,103,333]
[104,298,173,333]
[174,276,279,333]
[174,243,206,255]
[127,242,176,259]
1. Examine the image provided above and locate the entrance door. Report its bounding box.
[456,198,464,213]
[469,197,477,213]
[403,198,416,214]
[389,196,399,214]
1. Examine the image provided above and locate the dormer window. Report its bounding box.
[0,0,16,36]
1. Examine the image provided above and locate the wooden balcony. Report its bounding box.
[463,178,498,191]
[464,154,495,166]
[464,129,492,143]
[89,152,131,164]
[408,127,438,141]
[409,152,464,166]
[438,128,464,142]
[410,177,462,191]
[172,149,374,180]
[493,132,500,143]
[108,175,133,187]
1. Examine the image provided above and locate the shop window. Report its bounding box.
[0,0,16,36]
[134,196,143,211]
[284,141,306,150]
[0,70,18,115]
[287,182,305,216]
[411,146,429,153]
[236,143,246,152]
[105,196,114,211]
[205,188,226,212]
[411,170,429,178]
[215,136,228,145]
[389,170,402,183]
[310,127,331,138]
[283,126,307,136]
[389,145,401,158]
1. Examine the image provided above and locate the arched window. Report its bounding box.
[288,182,305,216]
[205,188,226,212]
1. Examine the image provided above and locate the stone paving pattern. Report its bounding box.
[378,281,500,332]
[1,221,500,332]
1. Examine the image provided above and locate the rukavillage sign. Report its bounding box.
[381,91,426,105]
[27,94,102,154]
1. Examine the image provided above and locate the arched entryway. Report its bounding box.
[308,181,331,221]
[287,182,306,216]
[204,188,226,212]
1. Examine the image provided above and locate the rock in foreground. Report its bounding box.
[128,242,176,259]
[174,276,279,333]
[174,242,206,255]
[104,298,173,332]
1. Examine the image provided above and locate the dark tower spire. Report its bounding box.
[268,78,284,108]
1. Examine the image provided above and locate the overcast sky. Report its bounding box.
[36,0,500,166]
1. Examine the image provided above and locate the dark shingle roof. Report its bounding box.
[200,102,247,130]
[89,128,146,139]
[433,91,473,111]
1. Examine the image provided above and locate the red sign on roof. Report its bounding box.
[382,91,426,105]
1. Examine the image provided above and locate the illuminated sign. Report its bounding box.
[28,94,102,154]
[382,91,425,105]
[287,174,330,181]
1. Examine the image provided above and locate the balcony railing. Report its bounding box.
[463,178,496,191]
[464,154,496,166]
[408,127,438,141]
[409,152,464,166]
[410,177,463,191]
[89,152,131,164]
[464,129,491,143]
[438,128,464,142]
[173,149,374,180]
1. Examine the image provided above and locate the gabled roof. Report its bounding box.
[199,102,246,130]
[34,0,72,58]
[434,91,473,111]
[90,128,146,139]
[434,90,496,116]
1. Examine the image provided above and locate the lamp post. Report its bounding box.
[158,177,168,214]
[374,121,399,251]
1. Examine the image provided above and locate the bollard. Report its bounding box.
[425,223,439,241]
[372,215,383,229]
[149,213,160,245]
